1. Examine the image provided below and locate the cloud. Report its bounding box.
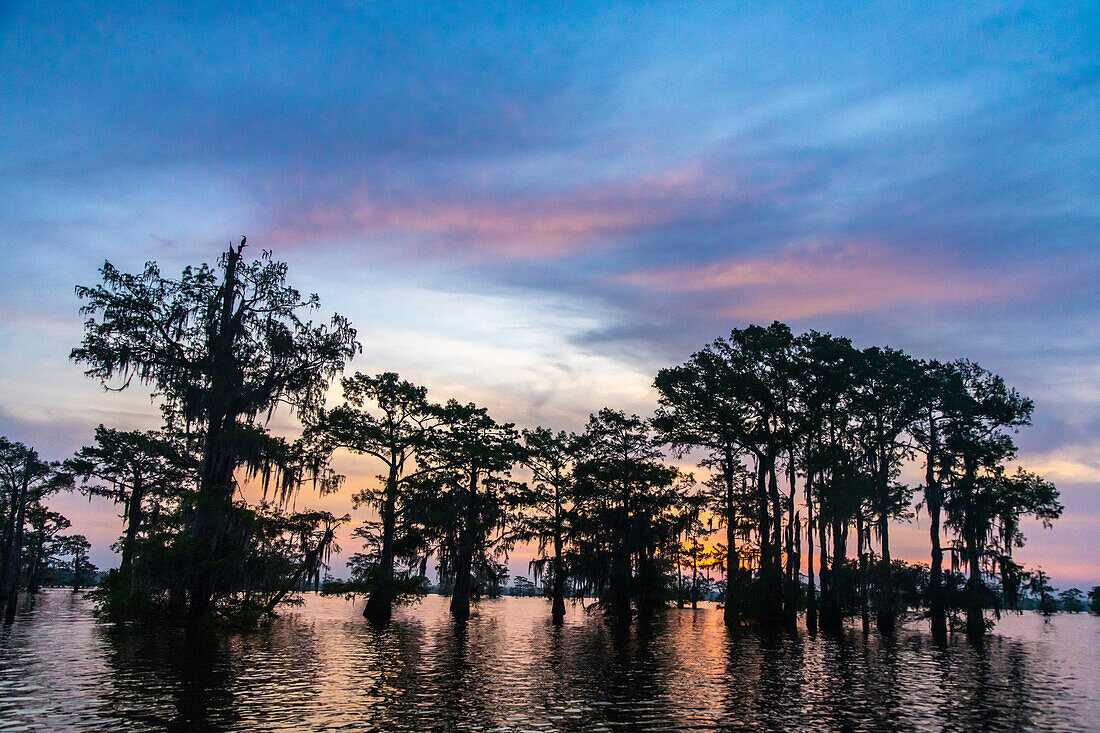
[259,161,777,262]
[620,239,1030,322]
[1017,444,1100,487]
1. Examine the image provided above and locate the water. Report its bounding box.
[0,590,1096,731]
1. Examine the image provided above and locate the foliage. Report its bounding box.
[1,438,73,619]
[1058,588,1085,613]
[70,241,359,622]
[407,400,526,621]
[308,372,437,624]
[570,409,689,621]
[1027,568,1058,618]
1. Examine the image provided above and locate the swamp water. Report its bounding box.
[0,589,1096,731]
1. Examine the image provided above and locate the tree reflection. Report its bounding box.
[96,624,240,729]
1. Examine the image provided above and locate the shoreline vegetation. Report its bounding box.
[2,241,1097,638]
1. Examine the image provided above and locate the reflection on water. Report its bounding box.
[0,589,1096,731]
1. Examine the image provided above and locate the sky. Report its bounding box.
[1,1,1097,587]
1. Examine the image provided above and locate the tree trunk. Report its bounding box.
[806,467,817,634]
[768,460,784,620]
[965,509,985,637]
[609,476,633,623]
[26,547,41,594]
[857,512,869,634]
[365,460,399,626]
[675,542,685,608]
[782,456,800,627]
[822,517,847,632]
[450,468,478,622]
[818,508,833,630]
[723,452,739,627]
[3,464,31,622]
[690,544,699,610]
[755,457,770,583]
[0,486,18,601]
[187,418,238,618]
[925,415,946,639]
[757,456,784,623]
[876,511,895,634]
[120,475,146,577]
[551,529,566,624]
[187,244,245,619]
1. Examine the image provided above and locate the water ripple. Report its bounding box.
[0,590,1095,731]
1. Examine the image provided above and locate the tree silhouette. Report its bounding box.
[852,346,921,634]
[1058,588,1085,613]
[311,372,439,626]
[411,400,524,622]
[910,360,961,638]
[56,534,95,592]
[21,505,70,593]
[0,438,70,621]
[65,425,191,613]
[572,409,686,621]
[520,427,578,624]
[1028,568,1058,618]
[71,240,359,619]
[941,361,1036,635]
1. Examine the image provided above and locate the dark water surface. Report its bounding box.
[0,590,1097,731]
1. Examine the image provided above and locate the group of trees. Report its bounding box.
[315,327,1064,638]
[1026,570,1099,617]
[0,242,1075,638]
[651,324,1063,637]
[1,438,97,622]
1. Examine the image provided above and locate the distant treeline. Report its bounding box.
[2,240,1095,636]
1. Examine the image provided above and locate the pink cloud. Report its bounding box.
[622,239,1029,320]
[261,162,767,260]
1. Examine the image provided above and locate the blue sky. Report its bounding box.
[1,1,1097,585]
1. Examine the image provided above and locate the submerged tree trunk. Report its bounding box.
[925,416,947,640]
[857,512,869,634]
[876,513,895,634]
[608,476,633,623]
[961,459,985,638]
[964,509,985,636]
[26,546,42,594]
[0,476,22,612]
[821,517,847,633]
[690,543,699,610]
[365,460,399,626]
[965,529,984,636]
[450,468,479,622]
[816,507,830,632]
[756,455,784,624]
[551,526,566,624]
[187,428,238,618]
[3,464,31,622]
[782,456,799,627]
[722,453,739,626]
[675,543,685,608]
[805,467,817,634]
